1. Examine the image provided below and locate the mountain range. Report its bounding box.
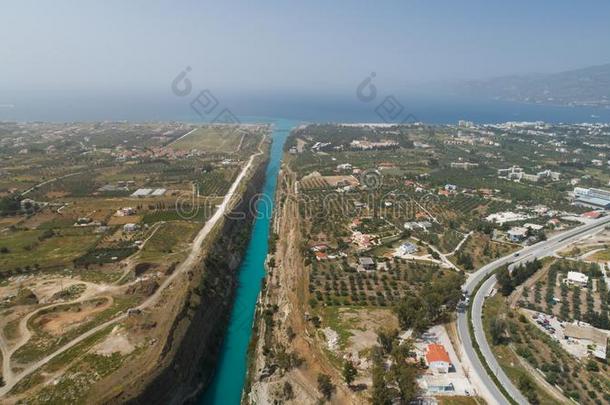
[459,63,610,108]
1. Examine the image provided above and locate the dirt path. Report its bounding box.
[0,279,118,389]
[166,127,197,147]
[236,131,246,152]
[446,231,474,256]
[21,171,84,197]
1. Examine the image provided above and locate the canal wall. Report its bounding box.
[113,157,269,405]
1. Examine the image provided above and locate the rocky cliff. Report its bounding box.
[108,158,268,405]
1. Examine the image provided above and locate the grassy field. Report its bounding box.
[449,232,518,271]
[0,228,98,273]
[138,221,200,263]
[142,204,215,224]
[170,126,245,153]
[592,248,610,261]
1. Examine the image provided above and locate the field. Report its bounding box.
[449,232,518,271]
[308,256,461,307]
[0,227,99,273]
[591,248,610,261]
[170,125,264,156]
[138,221,200,263]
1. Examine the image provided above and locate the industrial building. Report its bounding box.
[573,187,610,209]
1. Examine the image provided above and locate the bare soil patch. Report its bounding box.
[35,298,112,336]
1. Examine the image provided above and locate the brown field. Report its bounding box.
[107,215,143,225]
[35,298,112,336]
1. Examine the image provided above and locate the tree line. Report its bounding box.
[497,259,542,296]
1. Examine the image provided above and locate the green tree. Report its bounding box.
[342,360,358,387]
[371,350,392,405]
[396,295,428,333]
[390,341,420,402]
[317,373,335,401]
[496,266,514,295]
[517,375,539,404]
[489,318,507,345]
[377,328,398,354]
[586,359,599,372]
[393,362,419,403]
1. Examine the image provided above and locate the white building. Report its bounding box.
[537,169,561,181]
[396,242,417,256]
[523,223,544,231]
[450,162,479,170]
[116,207,136,216]
[404,221,432,231]
[521,173,540,182]
[123,223,139,233]
[485,211,529,225]
[565,271,588,287]
[573,187,610,209]
[507,226,528,242]
[131,188,153,197]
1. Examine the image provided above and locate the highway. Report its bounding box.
[457,215,610,405]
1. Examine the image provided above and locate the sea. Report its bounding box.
[2,91,610,124]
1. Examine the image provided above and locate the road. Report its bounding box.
[0,135,265,397]
[166,127,198,147]
[21,171,84,196]
[457,216,610,405]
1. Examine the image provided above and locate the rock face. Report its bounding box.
[125,279,159,297]
[108,159,268,405]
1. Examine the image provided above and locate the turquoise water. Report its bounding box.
[200,118,296,405]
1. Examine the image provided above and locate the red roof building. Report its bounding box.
[582,211,602,219]
[425,344,451,373]
[315,251,328,261]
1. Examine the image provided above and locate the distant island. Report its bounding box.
[459,63,610,108]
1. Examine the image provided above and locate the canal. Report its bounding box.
[200,118,296,404]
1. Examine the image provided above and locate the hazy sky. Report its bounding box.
[2,0,610,96]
